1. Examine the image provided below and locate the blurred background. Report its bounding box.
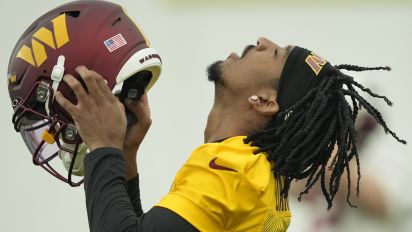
[0,0,411,231]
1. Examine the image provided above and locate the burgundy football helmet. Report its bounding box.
[7,1,162,186]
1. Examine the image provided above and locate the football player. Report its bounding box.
[56,37,405,231]
[8,1,406,232]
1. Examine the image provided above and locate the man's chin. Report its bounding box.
[207,60,223,84]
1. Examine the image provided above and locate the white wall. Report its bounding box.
[0,0,411,231]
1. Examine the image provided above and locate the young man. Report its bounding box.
[56,37,405,232]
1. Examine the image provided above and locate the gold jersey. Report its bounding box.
[157,136,291,232]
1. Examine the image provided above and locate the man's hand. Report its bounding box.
[123,94,152,180]
[55,66,127,151]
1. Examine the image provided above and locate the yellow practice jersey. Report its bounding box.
[156,136,291,232]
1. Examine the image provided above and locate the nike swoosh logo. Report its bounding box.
[209,158,237,172]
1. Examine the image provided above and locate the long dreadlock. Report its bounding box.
[244,64,406,209]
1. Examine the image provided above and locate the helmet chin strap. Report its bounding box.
[46,55,88,177]
[45,55,65,117]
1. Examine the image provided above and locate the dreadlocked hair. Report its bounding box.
[244,65,406,209]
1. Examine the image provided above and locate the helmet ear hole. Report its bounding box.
[118,70,152,102]
[117,70,152,126]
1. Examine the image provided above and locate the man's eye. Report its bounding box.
[274,49,278,57]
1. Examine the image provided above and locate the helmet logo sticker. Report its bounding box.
[104,33,127,52]
[16,14,70,67]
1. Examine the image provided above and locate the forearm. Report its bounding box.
[124,146,138,181]
[83,147,198,232]
[338,173,388,217]
[126,174,144,216]
[84,147,141,232]
[325,146,387,216]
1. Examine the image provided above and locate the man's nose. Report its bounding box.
[257,37,271,51]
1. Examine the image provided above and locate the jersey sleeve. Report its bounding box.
[83,147,198,232]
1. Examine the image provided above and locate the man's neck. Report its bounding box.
[204,107,251,143]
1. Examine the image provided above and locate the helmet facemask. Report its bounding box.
[13,79,85,186]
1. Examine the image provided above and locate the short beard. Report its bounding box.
[206,60,225,100]
[206,61,223,85]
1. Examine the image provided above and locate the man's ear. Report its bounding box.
[248,91,279,116]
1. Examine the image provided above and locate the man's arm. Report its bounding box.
[126,175,144,216]
[84,148,137,231]
[84,147,199,232]
[122,94,149,216]
[290,146,388,217]
[55,67,198,231]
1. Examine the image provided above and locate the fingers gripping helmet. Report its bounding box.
[7,1,162,186]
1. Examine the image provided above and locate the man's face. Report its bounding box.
[207,37,293,98]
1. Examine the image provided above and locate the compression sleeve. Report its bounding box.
[126,175,144,216]
[83,147,199,232]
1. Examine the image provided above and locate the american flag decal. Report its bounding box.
[104,34,127,52]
